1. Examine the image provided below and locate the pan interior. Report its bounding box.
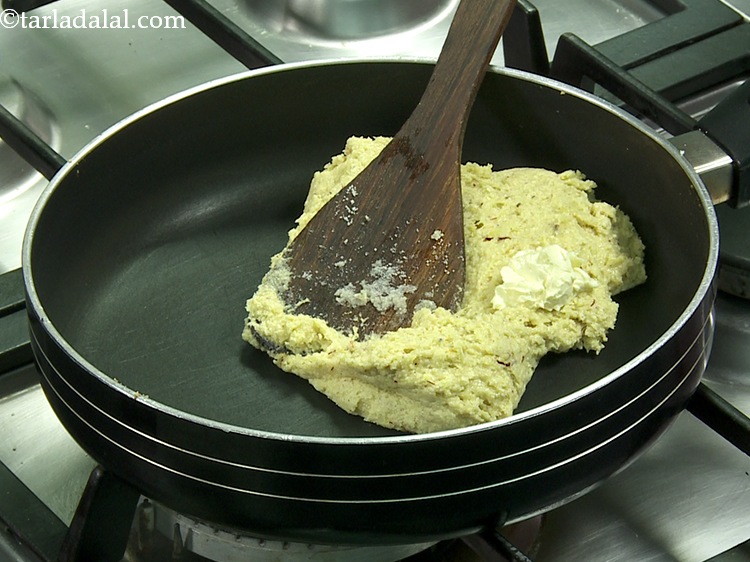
[27,63,713,438]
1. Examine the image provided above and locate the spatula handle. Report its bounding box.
[406,0,517,148]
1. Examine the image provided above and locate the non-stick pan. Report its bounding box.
[14,61,743,545]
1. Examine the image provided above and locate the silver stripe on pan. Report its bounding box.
[29,308,712,481]
[30,322,709,503]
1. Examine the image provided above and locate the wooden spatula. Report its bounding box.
[279,0,517,338]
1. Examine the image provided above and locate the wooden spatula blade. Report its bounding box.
[282,138,465,336]
[275,0,517,338]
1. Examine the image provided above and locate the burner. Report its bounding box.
[121,498,545,561]
[716,203,750,299]
[126,499,436,562]
[242,0,456,40]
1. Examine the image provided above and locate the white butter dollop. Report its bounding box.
[492,245,598,311]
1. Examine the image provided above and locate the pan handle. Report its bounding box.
[671,80,750,206]
[551,33,750,209]
[697,79,750,208]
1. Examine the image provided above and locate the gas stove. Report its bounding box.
[1,1,749,561]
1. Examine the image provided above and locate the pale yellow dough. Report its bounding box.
[243,136,646,434]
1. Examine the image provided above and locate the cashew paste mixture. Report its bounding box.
[243,136,646,434]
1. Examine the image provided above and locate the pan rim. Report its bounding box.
[22,59,719,445]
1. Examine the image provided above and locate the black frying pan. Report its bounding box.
[15,61,736,544]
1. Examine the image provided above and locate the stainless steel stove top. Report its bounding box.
[1,1,749,561]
